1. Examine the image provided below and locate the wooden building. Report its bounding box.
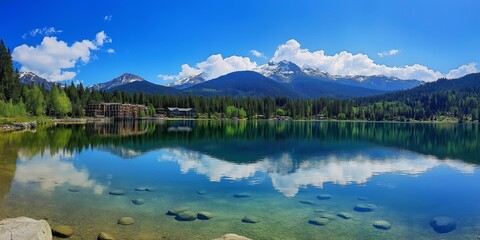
[87,103,148,118]
[166,107,197,117]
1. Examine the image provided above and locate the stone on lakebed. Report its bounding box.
[317,194,331,200]
[430,216,456,234]
[117,217,135,226]
[354,203,377,212]
[167,207,190,216]
[52,225,74,238]
[175,211,197,221]
[109,190,126,196]
[197,211,214,220]
[0,217,52,240]
[373,220,392,230]
[241,216,260,223]
[308,217,329,226]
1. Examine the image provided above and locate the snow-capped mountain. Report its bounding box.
[255,60,305,83]
[89,73,145,91]
[166,73,207,90]
[19,72,55,89]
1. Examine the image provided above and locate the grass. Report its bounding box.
[0,115,53,125]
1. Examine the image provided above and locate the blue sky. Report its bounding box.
[2,0,479,85]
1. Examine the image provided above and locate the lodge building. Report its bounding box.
[87,103,148,118]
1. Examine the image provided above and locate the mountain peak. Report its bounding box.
[19,71,55,89]
[90,73,145,90]
[165,73,207,90]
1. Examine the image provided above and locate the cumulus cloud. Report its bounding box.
[107,48,115,54]
[22,27,62,39]
[250,50,266,58]
[12,31,111,82]
[272,39,446,81]
[378,49,399,57]
[104,15,112,21]
[159,54,257,81]
[445,62,479,79]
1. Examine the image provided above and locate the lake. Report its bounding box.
[1,120,479,239]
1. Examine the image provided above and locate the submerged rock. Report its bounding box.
[430,216,456,234]
[135,187,148,191]
[308,218,329,226]
[197,211,214,220]
[373,220,392,230]
[109,190,126,196]
[98,232,115,240]
[234,193,251,198]
[354,203,377,212]
[213,234,252,240]
[321,214,336,220]
[175,211,197,221]
[299,200,315,205]
[167,207,190,216]
[67,188,80,193]
[52,225,74,238]
[117,217,135,226]
[337,212,353,219]
[314,209,327,213]
[241,216,260,223]
[0,217,52,240]
[132,198,145,205]
[197,190,207,195]
[317,194,331,200]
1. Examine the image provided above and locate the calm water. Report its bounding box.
[1,120,480,239]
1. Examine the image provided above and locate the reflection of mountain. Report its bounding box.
[15,151,104,194]
[158,147,475,197]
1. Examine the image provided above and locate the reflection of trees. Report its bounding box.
[0,134,20,202]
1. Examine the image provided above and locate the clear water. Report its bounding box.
[1,120,480,239]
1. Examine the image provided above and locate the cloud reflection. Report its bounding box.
[159,148,476,197]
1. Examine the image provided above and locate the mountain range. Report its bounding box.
[20,61,424,98]
[19,72,55,90]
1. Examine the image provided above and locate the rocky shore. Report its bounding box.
[0,121,37,132]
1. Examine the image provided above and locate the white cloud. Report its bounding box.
[12,31,111,82]
[378,49,399,57]
[160,54,257,81]
[22,27,62,39]
[445,62,479,79]
[272,39,446,82]
[104,15,112,21]
[107,48,115,54]
[250,50,266,58]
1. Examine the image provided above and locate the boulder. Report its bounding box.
[0,217,52,240]
[51,225,74,238]
[308,218,329,226]
[132,198,145,205]
[117,217,135,226]
[135,187,148,191]
[241,216,260,223]
[98,232,115,240]
[197,211,214,220]
[234,193,251,198]
[317,194,331,200]
[354,203,377,212]
[175,211,197,221]
[321,214,336,220]
[109,190,126,196]
[299,200,315,205]
[213,234,252,240]
[430,216,456,234]
[167,207,190,216]
[337,212,353,219]
[373,220,392,230]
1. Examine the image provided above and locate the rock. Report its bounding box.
[109,190,126,196]
[430,216,456,234]
[299,200,315,205]
[241,216,260,223]
[314,209,327,213]
[98,232,115,240]
[132,198,145,205]
[321,214,336,220]
[175,210,197,221]
[52,225,74,238]
[135,187,148,191]
[234,193,250,198]
[317,194,331,200]
[213,234,252,240]
[337,212,353,219]
[373,220,392,230]
[67,188,80,193]
[167,207,190,216]
[354,203,377,212]
[197,211,214,220]
[117,217,135,226]
[308,217,329,226]
[197,190,207,195]
[0,217,52,240]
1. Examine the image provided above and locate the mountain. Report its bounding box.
[183,71,301,98]
[256,60,304,83]
[166,73,207,89]
[19,72,55,89]
[89,73,180,95]
[333,75,423,92]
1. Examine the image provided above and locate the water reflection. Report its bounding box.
[14,151,104,194]
[159,147,476,197]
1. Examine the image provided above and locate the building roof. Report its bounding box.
[167,107,194,112]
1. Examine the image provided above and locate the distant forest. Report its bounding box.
[1,39,479,122]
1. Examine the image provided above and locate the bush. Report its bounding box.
[0,99,27,117]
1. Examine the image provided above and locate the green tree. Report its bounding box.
[47,86,72,118]
[25,86,45,116]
